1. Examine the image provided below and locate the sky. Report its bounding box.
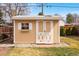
[29,3,79,17]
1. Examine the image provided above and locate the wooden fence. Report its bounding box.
[0,24,13,44]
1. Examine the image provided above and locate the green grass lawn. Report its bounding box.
[5,36,79,56]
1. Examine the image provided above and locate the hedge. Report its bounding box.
[60,26,79,36]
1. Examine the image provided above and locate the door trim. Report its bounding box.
[36,21,39,43]
[50,21,54,43]
[36,21,54,44]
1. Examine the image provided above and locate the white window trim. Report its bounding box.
[29,23,32,30]
[18,23,21,30]
[18,22,32,31]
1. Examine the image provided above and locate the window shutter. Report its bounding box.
[29,23,32,30]
[18,23,21,30]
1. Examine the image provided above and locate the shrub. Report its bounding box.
[60,27,65,36]
[66,27,72,36]
[60,26,79,36]
[71,26,79,36]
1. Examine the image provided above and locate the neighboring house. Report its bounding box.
[12,15,61,47]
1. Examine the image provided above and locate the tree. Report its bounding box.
[0,3,30,23]
[38,12,44,15]
[0,10,5,24]
[66,13,74,23]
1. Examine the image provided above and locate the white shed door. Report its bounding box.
[36,21,53,44]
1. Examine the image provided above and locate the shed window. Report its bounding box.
[21,23,29,30]
[18,22,32,31]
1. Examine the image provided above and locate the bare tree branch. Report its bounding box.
[0,3,30,23]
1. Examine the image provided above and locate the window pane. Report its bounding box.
[21,23,29,30]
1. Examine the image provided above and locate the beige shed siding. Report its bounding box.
[39,21,43,32]
[53,20,60,43]
[46,21,50,32]
[15,20,36,44]
[14,20,60,44]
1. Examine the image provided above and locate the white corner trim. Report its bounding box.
[58,21,60,43]
[50,21,54,43]
[13,20,15,43]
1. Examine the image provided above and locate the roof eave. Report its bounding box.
[12,15,62,21]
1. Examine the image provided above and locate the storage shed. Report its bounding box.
[12,15,61,47]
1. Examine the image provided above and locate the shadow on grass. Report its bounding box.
[64,36,79,41]
[6,47,79,56]
[34,47,79,56]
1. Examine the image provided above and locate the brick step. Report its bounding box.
[0,44,14,47]
[15,43,63,47]
[0,43,69,47]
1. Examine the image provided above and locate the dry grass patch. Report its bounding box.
[2,36,79,56]
[61,36,79,48]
